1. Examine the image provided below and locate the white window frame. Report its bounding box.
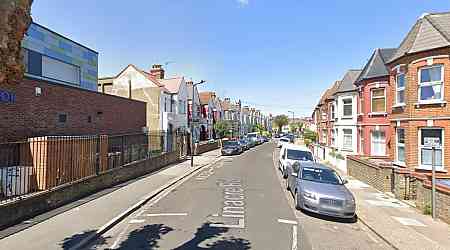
[418,128,444,170]
[330,103,335,120]
[418,65,444,104]
[342,98,353,118]
[396,128,406,166]
[370,130,386,156]
[395,73,406,105]
[343,129,353,151]
[370,88,386,113]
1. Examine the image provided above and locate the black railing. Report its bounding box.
[0,132,188,204]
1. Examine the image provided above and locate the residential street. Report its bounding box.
[86,142,392,250]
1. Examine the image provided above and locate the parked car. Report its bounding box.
[239,138,250,151]
[279,144,314,178]
[285,162,356,220]
[247,132,260,145]
[221,140,243,155]
[277,137,290,148]
[262,136,269,142]
[246,136,256,148]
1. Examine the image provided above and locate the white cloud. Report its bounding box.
[237,0,249,7]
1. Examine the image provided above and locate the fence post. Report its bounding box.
[95,136,100,175]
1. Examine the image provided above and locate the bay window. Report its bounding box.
[343,98,353,117]
[343,129,352,150]
[371,88,386,113]
[419,128,443,170]
[396,128,405,164]
[396,73,405,105]
[418,65,443,103]
[371,130,386,156]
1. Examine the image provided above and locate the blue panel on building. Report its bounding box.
[0,90,16,104]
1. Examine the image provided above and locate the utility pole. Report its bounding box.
[190,80,206,167]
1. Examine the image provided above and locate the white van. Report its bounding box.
[279,144,314,178]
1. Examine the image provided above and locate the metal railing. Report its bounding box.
[0,132,188,204]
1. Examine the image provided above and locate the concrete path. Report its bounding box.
[0,150,221,250]
[344,176,450,250]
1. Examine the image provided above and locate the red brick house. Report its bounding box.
[355,48,397,157]
[387,12,450,173]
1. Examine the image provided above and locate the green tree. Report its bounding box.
[214,120,231,138]
[303,128,318,146]
[273,115,289,132]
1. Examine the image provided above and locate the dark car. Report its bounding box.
[221,140,243,155]
[239,139,250,151]
[262,136,269,142]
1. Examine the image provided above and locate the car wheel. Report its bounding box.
[294,190,301,210]
[282,166,288,179]
[286,178,290,191]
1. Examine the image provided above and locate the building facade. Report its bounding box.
[387,12,450,173]
[355,48,396,157]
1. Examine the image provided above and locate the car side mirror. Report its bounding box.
[342,179,348,185]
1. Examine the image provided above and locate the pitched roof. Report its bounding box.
[356,48,396,83]
[159,77,183,94]
[388,12,450,63]
[335,69,362,93]
[326,80,343,100]
[199,91,215,105]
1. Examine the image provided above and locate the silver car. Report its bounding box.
[286,162,356,220]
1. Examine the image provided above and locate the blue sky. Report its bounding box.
[31,0,450,117]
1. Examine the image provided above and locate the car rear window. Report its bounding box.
[301,168,342,185]
[223,141,239,146]
[287,149,313,161]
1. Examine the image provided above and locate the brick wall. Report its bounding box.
[347,156,393,193]
[0,78,146,142]
[415,179,450,224]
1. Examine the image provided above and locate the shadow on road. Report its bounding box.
[301,209,358,224]
[59,230,111,250]
[117,224,174,249]
[174,222,251,250]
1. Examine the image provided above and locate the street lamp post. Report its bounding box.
[288,110,295,133]
[190,80,206,167]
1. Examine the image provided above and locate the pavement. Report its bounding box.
[340,173,450,250]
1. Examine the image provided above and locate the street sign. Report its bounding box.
[424,137,440,147]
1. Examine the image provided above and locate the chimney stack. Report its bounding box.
[150,64,165,79]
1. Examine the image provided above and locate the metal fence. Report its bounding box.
[0,132,188,204]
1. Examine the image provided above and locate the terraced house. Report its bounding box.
[387,12,450,173]
[355,48,396,157]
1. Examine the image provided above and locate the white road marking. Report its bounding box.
[128,219,145,224]
[278,219,298,225]
[392,217,426,227]
[109,224,130,249]
[144,213,188,217]
[210,218,245,228]
[292,225,298,250]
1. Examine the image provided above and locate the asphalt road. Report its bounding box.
[87,142,392,250]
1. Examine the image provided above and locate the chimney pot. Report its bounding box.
[150,64,165,79]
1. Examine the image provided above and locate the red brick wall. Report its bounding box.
[388,47,450,172]
[0,78,146,142]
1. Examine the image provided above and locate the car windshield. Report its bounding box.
[301,167,342,185]
[287,149,313,161]
[281,138,289,142]
[223,141,239,147]
[247,134,257,138]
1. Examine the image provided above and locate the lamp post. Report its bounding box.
[190,80,206,167]
[288,110,295,133]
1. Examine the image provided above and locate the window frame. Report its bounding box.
[395,73,406,105]
[342,98,353,118]
[418,65,444,104]
[342,129,353,151]
[396,128,406,165]
[418,128,444,170]
[370,130,386,156]
[370,88,386,113]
